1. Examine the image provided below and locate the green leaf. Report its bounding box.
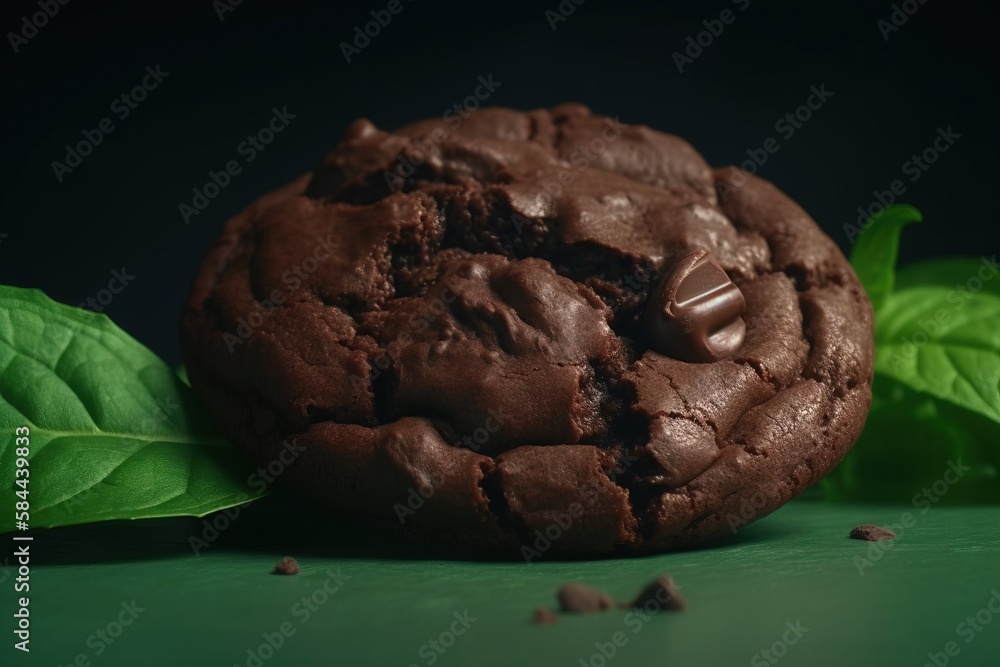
[0,287,266,532]
[828,215,1000,503]
[822,377,1000,503]
[850,204,923,314]
[896,256,1000,298]
[875,283,1000,425]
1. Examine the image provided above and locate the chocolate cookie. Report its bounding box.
[181,104,873,556]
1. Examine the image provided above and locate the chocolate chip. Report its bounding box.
[850,525,896,541]
[625,575,686,611]
[272,556,300,575]
[557,583,614,613]
[532,607,559,625]
[644,248,746,362]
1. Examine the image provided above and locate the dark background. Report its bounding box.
[1,0,996,365]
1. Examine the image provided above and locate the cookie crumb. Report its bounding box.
[557,583,614,613]
[533,607,559,625]
[273,557,300,575]
[626,575,686,611]
[850,525,896,542]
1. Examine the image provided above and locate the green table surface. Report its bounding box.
[4,497,999,667]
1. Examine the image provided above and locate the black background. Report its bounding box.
[1,0,996,365]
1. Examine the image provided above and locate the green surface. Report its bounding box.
[4,498,1000,667]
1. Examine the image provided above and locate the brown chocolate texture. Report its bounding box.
[182,104,874,555]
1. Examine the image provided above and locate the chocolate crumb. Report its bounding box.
[625,575,686,611]
[273,557,300,575]
[557,583,614,613]
[850,525,896,542]
[533,607,559,625]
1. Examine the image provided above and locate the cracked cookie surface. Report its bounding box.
[181,104,874,555]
